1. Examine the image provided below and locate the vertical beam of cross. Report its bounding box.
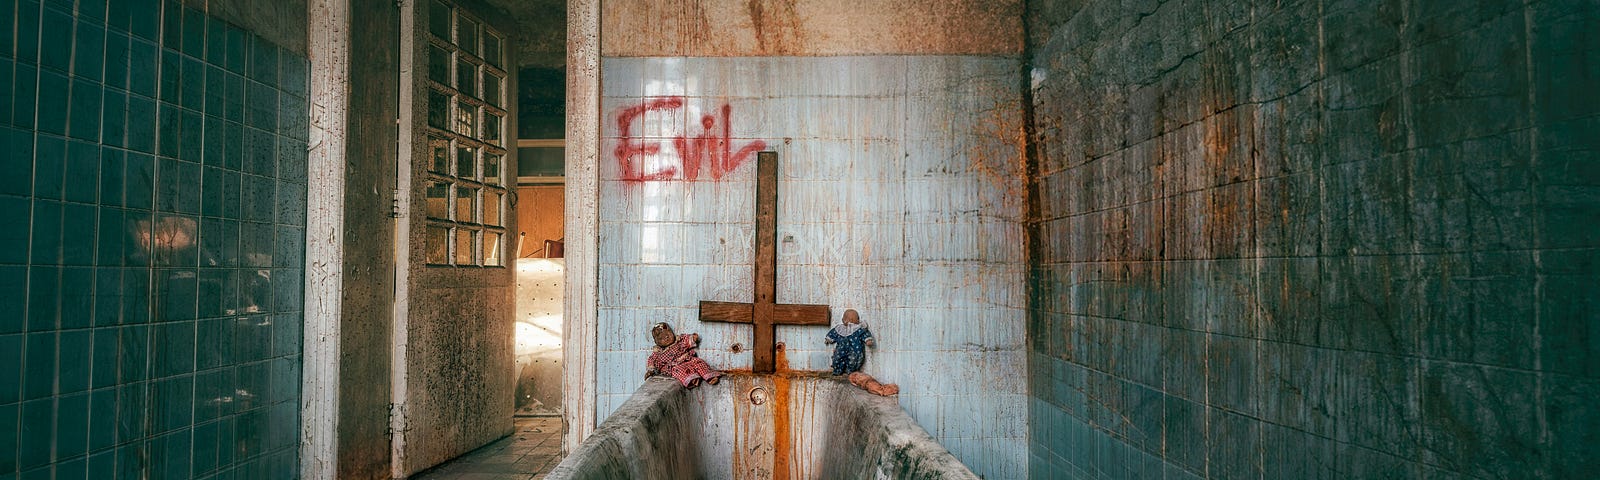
[699,151,831,373]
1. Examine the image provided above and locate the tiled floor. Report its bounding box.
[410,417,565,480]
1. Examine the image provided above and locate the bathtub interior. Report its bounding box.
[549,373,976,480]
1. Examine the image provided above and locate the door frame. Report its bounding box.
[560,0,601,453]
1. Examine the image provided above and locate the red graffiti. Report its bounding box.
[615,97,767,181]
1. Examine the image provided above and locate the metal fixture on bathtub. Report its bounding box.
[748,386,769,405]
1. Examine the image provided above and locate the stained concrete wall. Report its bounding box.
[600,0,1021,57]
[1025,0,1600,478]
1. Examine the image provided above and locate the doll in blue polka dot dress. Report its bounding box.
[826,309,899,396]
[825,309,875,375]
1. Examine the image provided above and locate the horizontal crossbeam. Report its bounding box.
[699,301,831,326]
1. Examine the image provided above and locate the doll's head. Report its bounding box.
[651,322,675,347]
[842,309,860,325]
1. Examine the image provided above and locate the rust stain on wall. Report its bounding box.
[746,0,807,55]
[602,0,1022,56]
[969,94,1032,216]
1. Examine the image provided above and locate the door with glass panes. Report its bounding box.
[397,0,518,475]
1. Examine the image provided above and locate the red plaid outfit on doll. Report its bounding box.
[646,323,723,388]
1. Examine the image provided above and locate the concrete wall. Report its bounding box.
[601,0,1021,57]
[0,0,310,477]
[595,53,1029,478]
[1025,0,1600,478]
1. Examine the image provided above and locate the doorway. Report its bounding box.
[511,65,567,416]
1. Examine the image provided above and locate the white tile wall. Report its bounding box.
[595,56,1027,478]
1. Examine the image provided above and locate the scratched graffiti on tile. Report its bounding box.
[614,96,767,181]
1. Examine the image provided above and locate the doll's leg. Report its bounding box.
[846,348,866,373]
[697,361,722,385]
[848,372,898,396]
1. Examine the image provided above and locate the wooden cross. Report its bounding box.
[699,151,830,373]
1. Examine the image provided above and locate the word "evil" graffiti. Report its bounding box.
[615,96,767,181]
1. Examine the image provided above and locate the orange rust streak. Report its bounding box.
[772,349,792,480]
[725,354,835,478]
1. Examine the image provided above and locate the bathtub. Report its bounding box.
[547,373,979,480]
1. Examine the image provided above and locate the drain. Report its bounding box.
[748,386,769,405]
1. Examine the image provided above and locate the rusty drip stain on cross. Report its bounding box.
[699,151,831,374]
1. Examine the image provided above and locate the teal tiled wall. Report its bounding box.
[1025,0,1600,478]
[0,1,307,479]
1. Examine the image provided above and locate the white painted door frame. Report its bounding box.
[561,0,601,453]
[390,0,418,477]
[301,0,349,478]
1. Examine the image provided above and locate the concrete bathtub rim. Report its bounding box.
[547,373,979,480]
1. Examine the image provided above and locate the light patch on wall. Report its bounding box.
[515,258,565,416]
[515,318,562,356]
[641,225,661,263]
[515,259,566,356]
